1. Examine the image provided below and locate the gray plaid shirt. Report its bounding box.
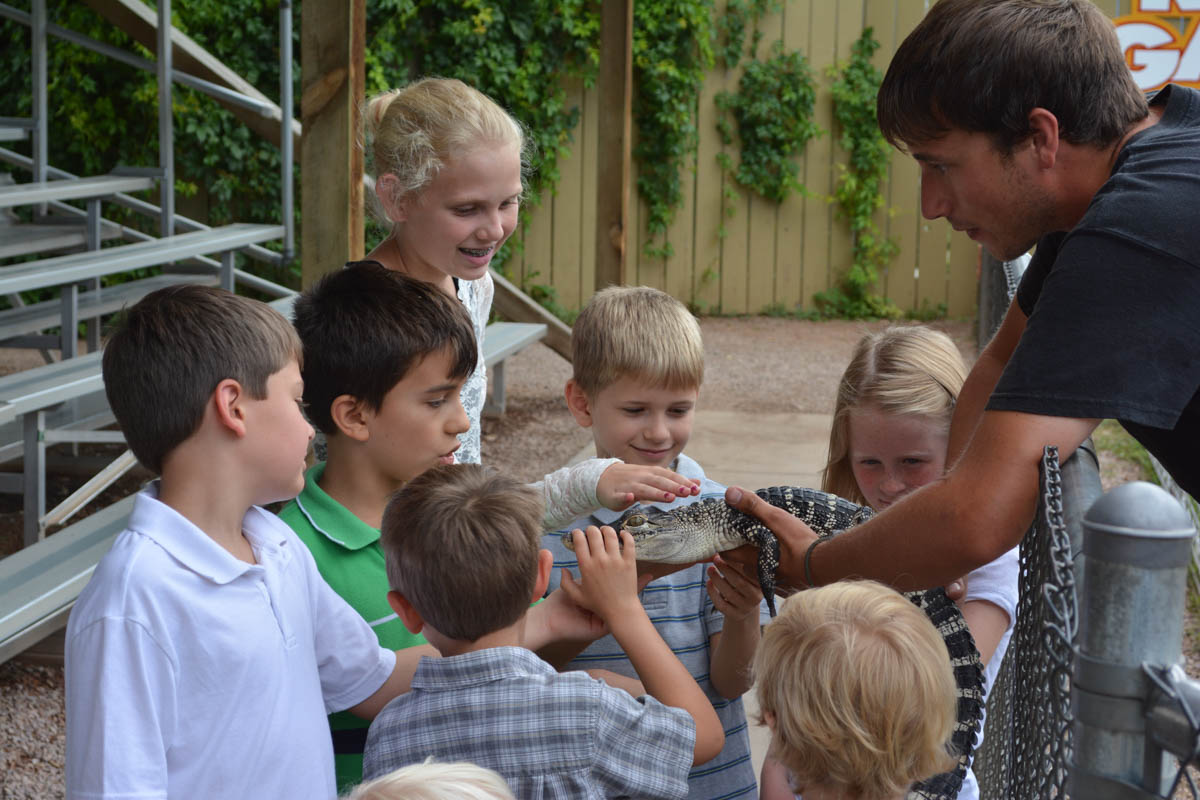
[363,646,695,799]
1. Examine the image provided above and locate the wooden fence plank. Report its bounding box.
[691,0,728,314]
[523,186,554,294]
[865,0,897,302]
[552,79,586,311]
[825,0,867,307]
[801,0,836,311]
[665,95,698,304]
[580,74,600,300]
[948,232,979,318]
[716,18,750,314]
[746,9,785,314]
[773,0,808,312]
[884,0,927,310]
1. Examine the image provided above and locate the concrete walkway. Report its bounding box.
[568,408,835,783]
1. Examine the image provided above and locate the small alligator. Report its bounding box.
[562,486,985,800]
[563,486,874,617]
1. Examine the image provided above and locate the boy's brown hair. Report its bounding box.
[291,262,477,435]
[755,581,957,799]
[571,285,704,397]
[102,285,301,474]
[381,464,543,642]
[878,0,1147,154]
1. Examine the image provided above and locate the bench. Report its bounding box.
[0,494,134,665]
[0,272,219,351]
[0,174,156,210]
[482,321,547,416]
[0,223,284,296]
[0,222,283,357]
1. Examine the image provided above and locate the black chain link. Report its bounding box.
[976,446,1077,799]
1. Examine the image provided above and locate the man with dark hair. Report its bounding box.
[728,0,1199,593]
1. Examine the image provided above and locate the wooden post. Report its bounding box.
[300,0,365,286]
[593,0,633,291]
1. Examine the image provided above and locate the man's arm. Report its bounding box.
[948,296,1027,464]
[726,410,1097,592]
[811,410,1097,589]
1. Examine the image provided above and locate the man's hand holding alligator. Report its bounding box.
[720,485,968,602]
[719,486,817,595]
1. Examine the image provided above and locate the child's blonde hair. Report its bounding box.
[571,285,704,397]
[363,77,527,219]
[821,325,967,504]
[754,581,958,799]
[344,759,515,800]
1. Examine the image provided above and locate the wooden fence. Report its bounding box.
[504,0,1130,318]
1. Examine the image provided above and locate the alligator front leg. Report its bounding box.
[748,526,780,617]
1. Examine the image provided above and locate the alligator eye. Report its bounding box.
[623,514,647,527]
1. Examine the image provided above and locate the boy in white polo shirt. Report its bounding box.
[63,286,600,799]
[64,285,401,799]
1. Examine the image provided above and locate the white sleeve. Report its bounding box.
[534,457,621,530]
[66,618,175,799]
[965,546,1020,623]
[300,540,397,714]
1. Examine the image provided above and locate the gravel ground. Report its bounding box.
[0,316,1189,798]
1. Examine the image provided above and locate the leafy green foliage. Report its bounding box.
[814,27,901,320]
[714,0,772,68]
[715,43,819,203]
[632,0,715,259]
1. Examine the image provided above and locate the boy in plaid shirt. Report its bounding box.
[362,464,724,799]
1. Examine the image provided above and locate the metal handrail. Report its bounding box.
[0,145,286,274]
[0,2,278,118]
[0,0,296,267]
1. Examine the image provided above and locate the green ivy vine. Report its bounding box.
[814,27,901,319]
[714,0,771,69]
[715,42,819,204]
[631,0,715,259]
[711,0,820,237]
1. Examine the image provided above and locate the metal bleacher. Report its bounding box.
[0,0,300,663]
[0,1,551,666]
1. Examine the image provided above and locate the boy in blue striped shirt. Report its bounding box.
[544,286,770,799]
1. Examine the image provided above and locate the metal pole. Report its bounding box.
[31,0,46,210]
[157,0,174,239]
[1070,481,1196,798]
[280,0,294,263]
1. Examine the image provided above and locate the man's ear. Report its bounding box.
[213,378,247,437]
[532,549,554,602]
[329,394,371,442]
[387,590,424,634]
[1027,107,1060,170]
[564,379,594,428]
[375,174,408,223]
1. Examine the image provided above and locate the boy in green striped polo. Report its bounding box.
[281,263,703,791]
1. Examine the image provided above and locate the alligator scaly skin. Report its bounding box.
[565,486,874,617]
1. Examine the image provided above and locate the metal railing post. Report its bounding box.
[157,0,174,239]
[1070,481,1196,798]
[280,0,294,264]
[30,0,46,214]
